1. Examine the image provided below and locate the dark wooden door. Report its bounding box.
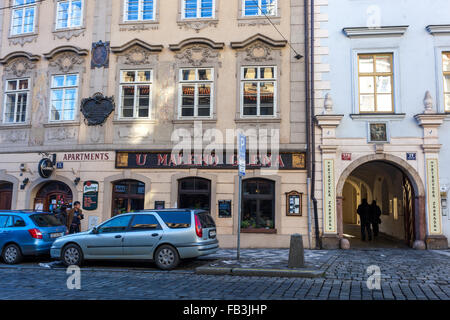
[0,191,12,210]
[403,175,415,247]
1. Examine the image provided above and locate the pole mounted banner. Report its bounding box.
[237,133,246,261]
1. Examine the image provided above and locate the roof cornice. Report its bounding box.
[110,39,164,53]
[230,33,287,49]
[0,51,40,64]
[426,25,450,35]
[343,26,409,38]
[169,38,225,51]
[43,46,89,59]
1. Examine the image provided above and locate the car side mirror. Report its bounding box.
[92,227,99,234]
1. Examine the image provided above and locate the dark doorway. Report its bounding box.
[178,177,211,211]
[241,179,275,231]
[0,182,13,210]
[34,181,73,212]
[112,180,145,216]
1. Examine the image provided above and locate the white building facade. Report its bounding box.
[315,0,449,249]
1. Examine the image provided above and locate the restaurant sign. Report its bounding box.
[83,181,99,211]
[115,151,306,170]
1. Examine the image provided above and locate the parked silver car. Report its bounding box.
[50,209,219,270]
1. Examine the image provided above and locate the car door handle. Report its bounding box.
[115,235,122,239]
[151,233,159,237]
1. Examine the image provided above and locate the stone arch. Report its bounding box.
[336,154,425,198]
[103,172,152,219]
[335,153,426,242]
[0,170,20,210]
[25,175,79,209]
[171,172,217,218]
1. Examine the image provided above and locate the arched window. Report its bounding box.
[0,182,13,210]
[178,177,211,211]
[112,180,145,216]
[241,178,275,230]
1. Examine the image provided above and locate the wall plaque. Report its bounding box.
[218,200,232,218]
[80,93,115,126]
[83,181,99,211]
[91,41,110,69]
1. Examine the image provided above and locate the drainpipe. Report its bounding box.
[304,0,312,249]
[310,0,322,249]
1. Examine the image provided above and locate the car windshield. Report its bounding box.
[196,212,215,228]
[30,214,64,227]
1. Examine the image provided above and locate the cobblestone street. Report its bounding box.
[0,249,449,300]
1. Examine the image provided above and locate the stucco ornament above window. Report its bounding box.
[170,38,224,67]
[231,33,287,62]
[43,45,88,73]
[111,39,163,65]
[0,52,40,77]
[343,26,409,38]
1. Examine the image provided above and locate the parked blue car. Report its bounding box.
[0,211,67,264]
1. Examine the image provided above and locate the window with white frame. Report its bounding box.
[3,79,29,123]
[11,0,36,35]
[241,66,276,116]
[56,0,83,29]
[182,0,214,19]
[124,0,155,21]
[50,74,78,121]
[179,68,213,117]
[443,52,450,112]
[120,70,152,119]
[243,0,276,17]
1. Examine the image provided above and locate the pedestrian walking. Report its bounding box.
[67,201,84,234]
[357,199,372,241]
[370,200,382,238]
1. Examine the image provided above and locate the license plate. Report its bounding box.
[50,232,63,238]
[209,230,216,238]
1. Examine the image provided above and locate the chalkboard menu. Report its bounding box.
[83,181,99,211]
[286,191,302,216]
[218,200,232,218]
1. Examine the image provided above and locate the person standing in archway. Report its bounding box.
[357,199,372,241]
[370,200,382,238]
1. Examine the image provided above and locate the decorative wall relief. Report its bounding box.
[174,45,220,67]
[124,47,151,65]
[9,34,38,47]
[50,52,85,73]
[117,125,152,140]
[91,41,110,69]
[177,20,218,33]
[244,42,275,62]
[46,127,77,141]
[5,58,36,77]
[53,29,85,41]
[0,130,28,144]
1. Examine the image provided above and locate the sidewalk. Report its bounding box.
[196,249,337,278]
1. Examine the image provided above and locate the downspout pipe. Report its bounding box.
[304,0,312,249]
[310,0,322,249]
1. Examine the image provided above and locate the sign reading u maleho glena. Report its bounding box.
[83,181,99,211]
[323,159,336,233]
[426,159,442,235]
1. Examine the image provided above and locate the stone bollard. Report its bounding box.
[288,234,305,268]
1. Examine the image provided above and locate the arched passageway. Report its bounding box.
[338,159,425,248]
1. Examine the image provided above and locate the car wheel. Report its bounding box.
[155,245,180,270]
[62,244,83,267]
[2,244,22,265]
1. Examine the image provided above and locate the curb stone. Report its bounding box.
[195,266,325,278]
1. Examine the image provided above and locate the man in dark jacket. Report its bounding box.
[67,201,84,234]
[370,200,382,238]
[357,199,372,241]
[55,205,67,226]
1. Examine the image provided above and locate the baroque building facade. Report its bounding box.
[0,0,315,248]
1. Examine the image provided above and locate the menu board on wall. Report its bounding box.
[218,200,232,218]
[83,181,99,211]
